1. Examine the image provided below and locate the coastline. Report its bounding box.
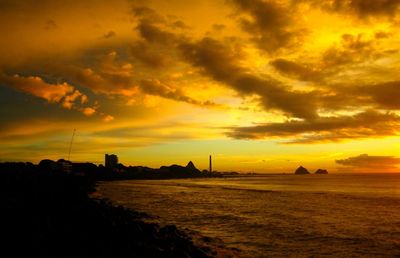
[97,175,400,257]
[0,163,237,257]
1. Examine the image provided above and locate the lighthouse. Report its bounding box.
[209,155,212,173]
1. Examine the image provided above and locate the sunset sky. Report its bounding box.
[1,0,400,172]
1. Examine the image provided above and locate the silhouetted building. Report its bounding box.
[57,159,72,173]
[105,154,118,169]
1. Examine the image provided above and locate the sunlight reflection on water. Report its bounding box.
[99,174,400,257]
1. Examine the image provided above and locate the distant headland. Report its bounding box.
[314,169,328,174]
[294,166,328,175]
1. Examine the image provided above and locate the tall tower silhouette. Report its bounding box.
[209,155,212,173]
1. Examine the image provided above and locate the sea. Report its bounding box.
[97,174,400,257]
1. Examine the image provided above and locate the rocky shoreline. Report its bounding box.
[0,162,237,257]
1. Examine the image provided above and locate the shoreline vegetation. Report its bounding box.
[37,158,227,181]
[0,162,238,257]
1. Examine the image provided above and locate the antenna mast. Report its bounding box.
[68,129,76,161]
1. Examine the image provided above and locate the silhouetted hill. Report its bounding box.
[160,162,200,176]
[315,169,328,174]
[294,166,310,175]
[186,161,199,172]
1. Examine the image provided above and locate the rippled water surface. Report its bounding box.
[98,174,400,257]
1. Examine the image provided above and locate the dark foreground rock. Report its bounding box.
[314,169,328,174]
[294,166,310,175]
[0,163,236,257]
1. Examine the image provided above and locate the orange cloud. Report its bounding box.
[230,0,306,53]
[3,74,74,103]
[81,107,96,116]
[2,0,400,163]
[180,37,318,119]
[103,115,115,123]
[1,74,98,117]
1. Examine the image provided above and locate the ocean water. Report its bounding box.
[98,174,400,257]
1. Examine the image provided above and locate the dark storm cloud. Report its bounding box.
[322,33,376,67]
[170,20,189,30]
[133,5,319,118]
[133,6,314,115]
[270,58,323,82]
[327,0,400,19]
[132,6,177,45]
[332,81,400,110]
[180,37,318,119]
[0,0,120,18]
[227,110,400,143]
[129,6,182,69]
[136,22,177,45]
[314,78,400,113]
[230,0,305,53]
[336,154,400,169]
[271,33,389,83]
[365,81,400,109]
[132,6,166,24]
[139,79,216,107]
[299,0,400,19]
[75,68,123,94]
[130,41,168,68]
